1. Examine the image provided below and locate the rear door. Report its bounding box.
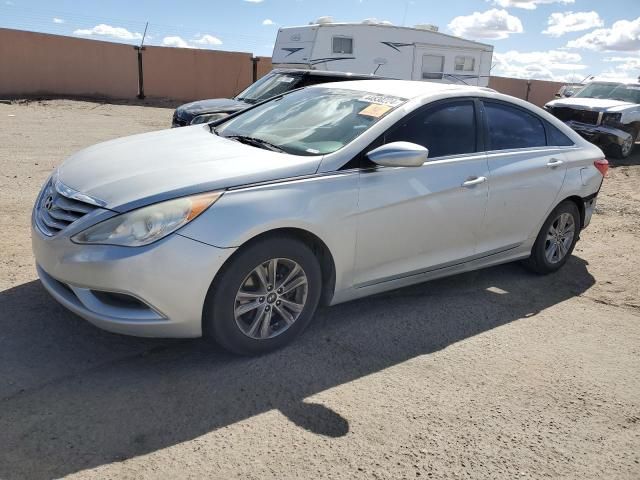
[354,99,489,286]
[477,100,568,254]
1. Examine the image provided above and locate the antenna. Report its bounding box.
[139,21,148,48]
[401,1,409,27]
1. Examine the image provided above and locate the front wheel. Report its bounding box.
[203,235,322,355]
[607,129,638,159]
[524,200,580,274]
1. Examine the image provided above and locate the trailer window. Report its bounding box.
[332,36,353,54]
[455,56,475,72]
[422,55,444,80]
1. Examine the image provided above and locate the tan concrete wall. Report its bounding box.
[142,46,254,101]
[0,28,269,101]
[489,75,565,108]
[0,28,138,98]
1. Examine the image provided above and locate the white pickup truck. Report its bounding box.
[545,81,640,159]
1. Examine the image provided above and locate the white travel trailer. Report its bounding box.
[272,20,494,87]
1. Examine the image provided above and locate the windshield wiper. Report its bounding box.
[226,135,284,152]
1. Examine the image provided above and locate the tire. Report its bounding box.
[523,200,581,275]
[607,129,638,159]
[203,235,322,355]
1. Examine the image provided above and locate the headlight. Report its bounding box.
[602,112,622,126]
[72,191,223,247]
[190,112,230,125]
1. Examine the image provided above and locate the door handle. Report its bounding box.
[462,176,487,187]
[547,158,564,168]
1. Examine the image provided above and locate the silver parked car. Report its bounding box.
[32,80,607,355]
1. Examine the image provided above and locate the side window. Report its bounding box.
[332,37,353,54]
[484,102,546,150]
[455,56,476,72]
[422,54,445,80]
[545,121,575,146]
[385,101,477,158]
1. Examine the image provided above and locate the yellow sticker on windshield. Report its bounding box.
[359,103,392,118]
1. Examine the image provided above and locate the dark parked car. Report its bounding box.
[171,69,385,127]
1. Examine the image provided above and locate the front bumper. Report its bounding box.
[566,121,634,148]
[32,223,236,338]
[171,111,190,128]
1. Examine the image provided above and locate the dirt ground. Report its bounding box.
[0,100,638,480]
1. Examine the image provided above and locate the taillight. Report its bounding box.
[594,158,609,177]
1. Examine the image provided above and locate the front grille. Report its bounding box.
[36,180,98,236]
[550,107,600,125]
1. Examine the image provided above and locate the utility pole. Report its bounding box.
[252,56,260,82]
[134,22,149,100]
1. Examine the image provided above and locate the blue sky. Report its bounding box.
[1,0,639,82]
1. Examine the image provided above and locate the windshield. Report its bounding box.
[216,87,406,156]
[606,85,640,104]
[234,72,302,104]
[573,82,622,99]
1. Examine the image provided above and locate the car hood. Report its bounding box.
[176,98,249,117]
[546,97,635,112]
[57,125,322,212]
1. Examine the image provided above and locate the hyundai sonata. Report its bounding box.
[32,80,607,354]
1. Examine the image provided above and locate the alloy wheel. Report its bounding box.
[234,258,308,340]
[544,212,575,264]
[621,135,634,157]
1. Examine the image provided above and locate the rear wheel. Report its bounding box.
[203,236,322,355]
[524,201,580,274]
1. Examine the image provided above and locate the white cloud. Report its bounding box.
[161,34,222,49]
[489,0,573,10]
[448,9,523,40]
[567,16,640,52]
[598,55,640,81]
[493,49,587,81]
[262,19,274,25]
[52,17,65,24]
[74,24,143,41]
[542,11,603,37]
[193,34,223,46]
[162,36,191,48]
[244,0,264,3]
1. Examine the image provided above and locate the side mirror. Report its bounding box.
[366,142,429,168]
[564,91,574,97]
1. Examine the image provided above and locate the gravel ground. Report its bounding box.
[0,100,638,480]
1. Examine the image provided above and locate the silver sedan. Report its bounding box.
[32,80,607,354]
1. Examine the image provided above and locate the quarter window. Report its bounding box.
[484,102,546,150]
[385,101,476,158]
[332,37,353,54]
[422,54,445,80]
[455,56,475,72]
[545,121,574,146]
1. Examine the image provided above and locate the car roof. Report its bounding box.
[271,68,387,80]
[307,79,495,99]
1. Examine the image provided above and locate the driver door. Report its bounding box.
[353,100,489,286]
